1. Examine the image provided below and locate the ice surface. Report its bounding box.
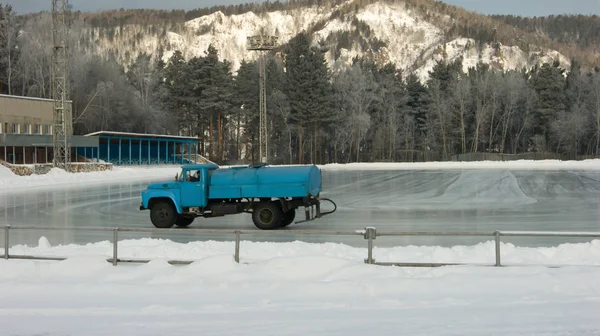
[2,160,600,248]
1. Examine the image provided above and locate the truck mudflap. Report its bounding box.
[295,197,337,224]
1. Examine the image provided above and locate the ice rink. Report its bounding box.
[2,163,600,336]
[2,167,600,248]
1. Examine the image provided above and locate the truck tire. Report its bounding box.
[252,202,283,230]
[280,209,296,227]
[150,200,177,229]
[175,216,194,228]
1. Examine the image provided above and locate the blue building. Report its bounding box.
[81,131,211,166]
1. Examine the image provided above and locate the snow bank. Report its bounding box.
[9,236,600,267]
[0,164,13,178]
[0,165,182,192]
[2,237,600,335]
[318,159,600,171]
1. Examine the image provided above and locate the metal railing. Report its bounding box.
[3,225,600,267]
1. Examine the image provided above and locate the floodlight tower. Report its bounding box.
[247,34,278,164]
[51,0,71,169]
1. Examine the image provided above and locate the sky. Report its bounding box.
[3,0,599,17]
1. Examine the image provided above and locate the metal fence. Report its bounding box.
[3,225,600,267]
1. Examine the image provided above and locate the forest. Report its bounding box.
[1,3,600,165]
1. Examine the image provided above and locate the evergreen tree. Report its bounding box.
[405,73,430,149]
[195,45,234,163]
[283,32,333,164]
[530,62,566,151]
[233,60,259,162]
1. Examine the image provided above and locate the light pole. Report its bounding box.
[51,0,71,170]
[247,35,278,164]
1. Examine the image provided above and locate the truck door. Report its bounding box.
[180,169,206,208]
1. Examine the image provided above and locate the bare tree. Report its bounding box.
[551,108,589,156]
[0,4,18,94]
[452,76,470,154]
[428,79,450,158]
[592,72,600,154]
[332,64,376,162]
[499,72,526,153]
[486,73,502,152]
[15,13,53,98]
[471,71,491,153]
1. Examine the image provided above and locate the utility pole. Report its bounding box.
[247,34,278,164]
[51,0,71,170]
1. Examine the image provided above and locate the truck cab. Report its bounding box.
[139,163,218,228]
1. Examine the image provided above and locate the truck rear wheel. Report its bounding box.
[150,200,177,229]
[280,209,296,227]
[252,202,282,230]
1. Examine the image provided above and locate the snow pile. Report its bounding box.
[0,165,182,192]
[318,159,600,171]
[9,236,600,266]
[1,238,600,335]
[0,164,14,178]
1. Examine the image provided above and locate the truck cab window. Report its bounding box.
[186,170,201,182]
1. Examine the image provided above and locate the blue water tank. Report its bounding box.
[208,165,322,199]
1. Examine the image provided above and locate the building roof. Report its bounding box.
[84,131,200,141]
[0,94,73,103]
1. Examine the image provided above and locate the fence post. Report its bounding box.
[234,230,240,263]
[364,227,376,264]
[4,225,8,260]
[494,231,501,267]
[113,228,119,266]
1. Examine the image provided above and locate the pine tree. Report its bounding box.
[283,32,334,164]
[405,73,429,149]
[530,62,566,151]
[233,60,259,162]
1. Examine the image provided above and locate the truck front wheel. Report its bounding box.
[150,200,177,229]
[252,202,283,230]
[176,216,194,228]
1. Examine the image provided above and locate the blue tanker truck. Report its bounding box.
[139,163,336,230]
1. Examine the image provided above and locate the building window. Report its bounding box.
[0,122,3,134]
[23,124,30,134]
[12,123,19,134]
[35,124,42,134]
[45,125,52,135]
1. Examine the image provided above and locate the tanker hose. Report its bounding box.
[319,198,337,216]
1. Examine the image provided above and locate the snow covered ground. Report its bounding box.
[2,160,600,335]
[2,239,600,335]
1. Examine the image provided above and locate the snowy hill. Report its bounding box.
[88,0,571,81]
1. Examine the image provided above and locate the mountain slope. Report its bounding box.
[82,0,582,81]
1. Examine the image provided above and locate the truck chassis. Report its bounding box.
[144,196,337,230]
